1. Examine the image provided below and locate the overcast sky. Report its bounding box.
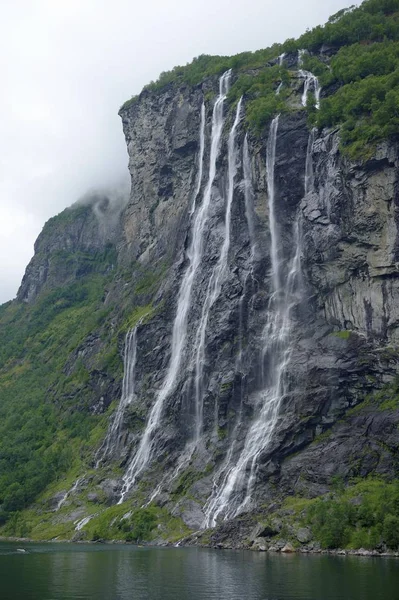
[0,0,356,304]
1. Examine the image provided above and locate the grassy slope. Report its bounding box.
[0,200,170,538]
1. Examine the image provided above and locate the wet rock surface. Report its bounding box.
[16,68,399,548]
[116,84,399,540]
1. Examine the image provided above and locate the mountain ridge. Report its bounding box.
[1,0,399,552]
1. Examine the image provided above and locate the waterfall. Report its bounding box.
[95,326,139,467]
[305,128,316,196]
[235,134,257,392]
[118,71,232,504]
[190,103,206,216]
[243,134,256,262]
[203,114,305,527]
[267,116,281,292]
[75,514,97,531]
[56,475,84,511]
[193,97,243,441]
[276,52,286,95]
[299,70,321,109]
[298,50,321,109]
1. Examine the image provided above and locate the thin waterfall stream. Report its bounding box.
[193,97,243,442]
[190,103,206,216]
[235,134,257,375]
[275,52,286,95]
[298,50,321,109]
[118,71,232,503]
[243,134,257,262]
[95,325,140,467]
[203,114,308,527]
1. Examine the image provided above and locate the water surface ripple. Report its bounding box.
[0,543,397,600]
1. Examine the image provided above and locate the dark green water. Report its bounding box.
[0,542,398,600]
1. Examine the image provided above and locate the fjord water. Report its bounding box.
[0,543,397,600]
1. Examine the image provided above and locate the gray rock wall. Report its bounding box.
[115,78,399,525]
[16,68,399,532]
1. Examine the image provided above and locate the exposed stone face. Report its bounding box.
[304,134,399,343]
[118,83,209,266]
[115,80,399,530]
[17,193,124,303]
[297,528,312,543]
[15,71,399,540]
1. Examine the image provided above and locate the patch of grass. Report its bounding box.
[171,469,201,499]
[82,503,191,544]
[311,427,333,445]
[217,427,227,440]
[331,330,352,340]
[122,304,154,332]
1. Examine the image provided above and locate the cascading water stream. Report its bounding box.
[305,128,316,196]
[95,326,140,467]
[298,50,321,109]
[299,70,321,109]
[275,53,286,95]
[118,71,232,504]
[75,514,97,531]
[193,97,243,442]
[267,116,281,293]
[243,134,256,262]
[56,476,84,511]
[203,114,306,527]
[235,134,256,401]
[190,103,206,216]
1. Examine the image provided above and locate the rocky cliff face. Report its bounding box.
[18,192,124,303]
[108,67,399,530]
[14,58,399,541]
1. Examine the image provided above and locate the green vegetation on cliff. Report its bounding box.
[0,203,167,528]
[122,0,399,157]
[0,266,114,522]
[283,478,399,550]
[2,0,399,548]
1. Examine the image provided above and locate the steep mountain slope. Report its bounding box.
[1,0,399,550]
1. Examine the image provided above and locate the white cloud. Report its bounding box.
[0,0,356,303]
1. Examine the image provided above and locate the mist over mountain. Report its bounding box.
[0,0,355,303]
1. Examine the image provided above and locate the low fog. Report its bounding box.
[0,0,355,303]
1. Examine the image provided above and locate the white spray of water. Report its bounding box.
[75,514,97,531]
[56,476,85,511]
[243,134,257,263]
[193,97,243,441]
[234,133,257,386]
[275,52,286,96]
[190,103,206,216]
[298,50,321,109]
[95,326,140,467]
[118,71,232,503]
[203,114,307,526]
